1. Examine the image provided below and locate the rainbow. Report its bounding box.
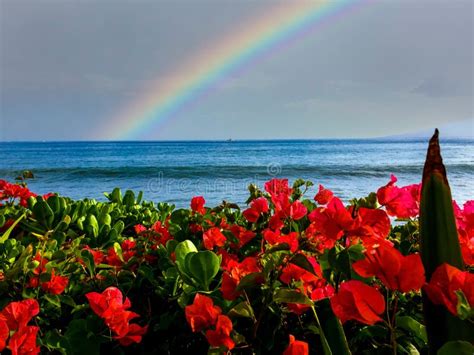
[102,0,362,140]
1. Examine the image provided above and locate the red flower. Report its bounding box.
[221,257,261,300]
[8,325,40,355]
[243,197,269,222]
[86,287,131,318]
[191,196,206,214]
[134,224,147,234]
[205,315,235,350]
[263,229,299,252]
[0,318,7,351]
[106,239,136,266]
[0,299,40,354]
[27,253,48,289]
[151,221,173,246]
[0,180,37,207]
[280,260,334,313]
[424,263,474,316]
[40,270,69,295]
[82,246,105,266]
[115,323,149,346]
[86,287,147,345]
[0,299,39,331]
[185,294,222,332]
[229,225,256,248]
[203,227,227,250]
[104,309,140,338]
[330,280,385,325]
[308,197,354,240]
[265,178,292,197]
[349,207,391,246]
[283,334,309,355]
[453,200,474,266]
[377,175,420,218]
[287,200,307,221]
[314,184,334,205]
[352,241,425,293]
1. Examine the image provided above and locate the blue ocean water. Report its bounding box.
[0,139,472,207]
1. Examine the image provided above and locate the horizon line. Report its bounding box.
[1,136,473,144]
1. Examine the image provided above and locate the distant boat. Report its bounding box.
[227,138,233,142]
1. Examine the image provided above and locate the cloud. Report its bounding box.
[411,77,472,98]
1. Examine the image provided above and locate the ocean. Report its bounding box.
[1,139,472,207]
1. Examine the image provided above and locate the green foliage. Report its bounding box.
[419,130,474,352]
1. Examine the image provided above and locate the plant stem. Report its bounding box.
[311,305,333,355]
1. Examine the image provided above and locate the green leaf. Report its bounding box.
[187,250,221,290]
[228,301,255,319]
[43,330,66,354]
[273,288,313,306]
[455,290,473,320]
[123,190,135,207]
[437,341,474,355]
[60,319,101,355]
[236,272,264,291]
[317,298,351,355]
[174,240,198,274]
[109,187,122,203]
[85,214,99,238]
[291,254,316,274]
[80,249,96,276]
[44,294,61,308]
[420,130,474,351]
[397,316,428,344]
[113,242,124,262]
[33,197,55,229]
[0,213,25,244]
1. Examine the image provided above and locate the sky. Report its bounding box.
[0,0,473,141]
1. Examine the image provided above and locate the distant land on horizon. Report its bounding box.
[0,119,472,143]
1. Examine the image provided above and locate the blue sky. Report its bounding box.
[0,0,472,140]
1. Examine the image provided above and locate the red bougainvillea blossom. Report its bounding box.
[280,258,334,314]
[283,334,309,355]
[0,299,40,354]
[423,263,474,317]
[306,195,392,253]
[314,184,334,205]
[330,280,385,325]
[40,270,69,295]
[349,207,391,246]
[86,287,147,346]
[309,197,355,241]
[185,294,234,350]
[263,229,299,253]
[229,225,256,248]
[185,293,222,333]
[352,241,425,293]
[205,315,235,350]
[0,180,37,207]
[453,200,474,266]
[191,196,206,214]
[203,227,227,250]
[377,175,420,218]
[134,221,173,247]
[106,239,137,267]
[243,197,269,222]
[263,179,308,224]
[27,253,68,295]
[8,325,40,355]
[82,245,106,266]
[221,256,262,300]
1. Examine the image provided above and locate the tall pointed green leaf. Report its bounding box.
[419,129,474,353]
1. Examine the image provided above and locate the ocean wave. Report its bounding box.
[0,163,472,180]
